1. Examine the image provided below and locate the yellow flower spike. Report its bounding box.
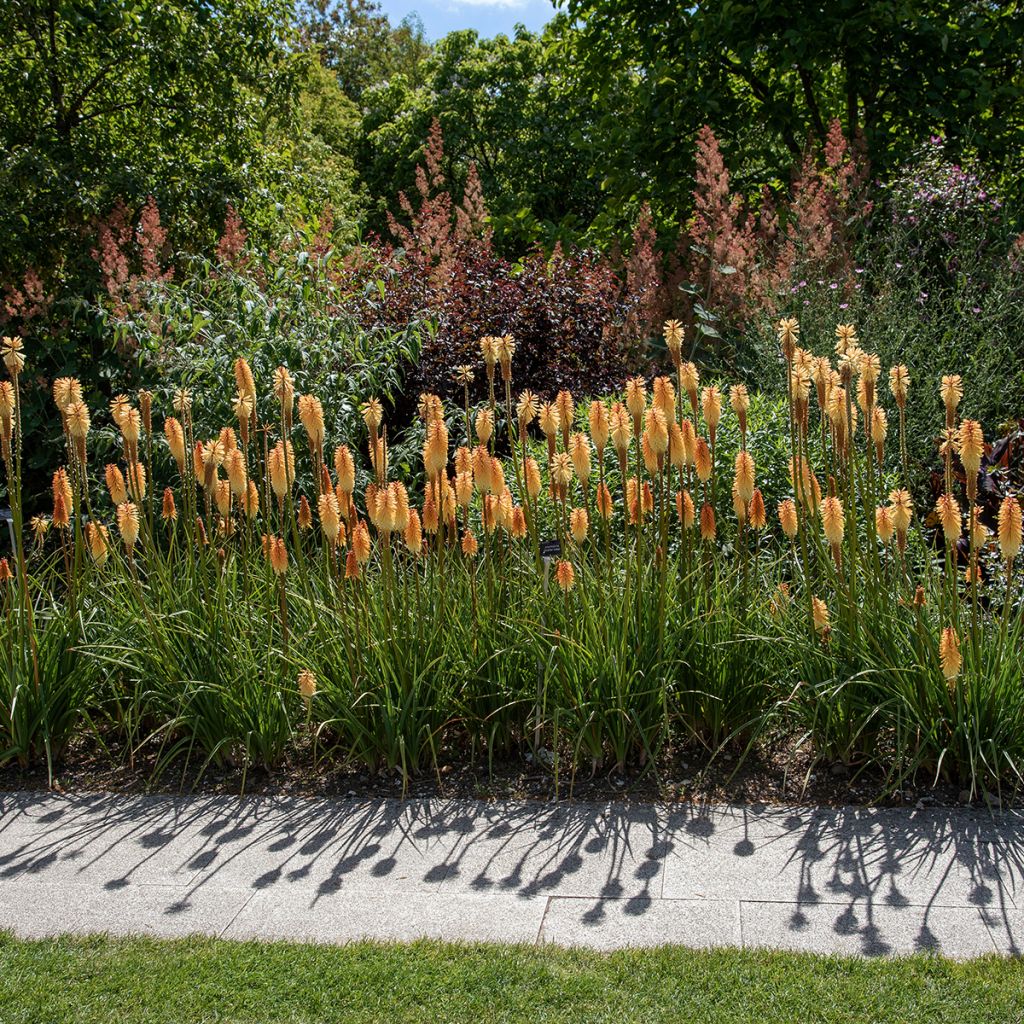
[461,528,479,558]
[936,494,961,546]
[939,627,961,684]
[694,438,712,483]
[226,449,247,496]
[570,433,591,485]
[609,402,632,455]
[729,383,749,436]
[569,507,589,544]
[234,357,256,404]
[138,389,151,430]
[554,559,575,593]
[297,494,313,531]
[214,479,231,519]
[645,407,669,458]
[422,489,439,534]
[455,470,474,508]
[479,336,499,373]
[361,397,383,433]
[701,386,722,439]
[489,457,505,496]
[679,362,700,414]
[969,505,987,550]
[471,445,493,494]
[834,323,857,355]
[871,406,887,463]
[653,376,675,423]
[318,491,341,546]
[998,496,1022,562]
[749,489,766,531]
[551,451,573,493]
[510,506,528,538]
[821,495,845,564]
[888,364,910,408]
[776,318,800,361]
[116,501,140,549]
[298,394,325,452]
[734,450,755,504]
[516,389,539,430]
[267,535,288,576]
[539,402,560,447]
[66,400,91,440]
[778,499,798,540]
[274,366,295,408]
[588,401,610,457]
[165,417,186,473]
[596,481,613,521]
[85,522,110,566]
[352,521,372,563]
[663,319,684,364]
[173,387,192,417]
[105,464,127,506]
[423,418,449,479]
[940,374,963,426]
[298,669,317,704]
[556,390,575,440]
[812,596,830,635]
[625,376,647,431]
[475,408,494,446]
[732,483,746,525]
[334,445,355,494]
[875,506,895,545]
[161,487,178,522]
[244,480,260,519]
[52,468,72,517]
[525,457,542,499]
[888,488,913,536]
[2,335,26,376]
[404,507,423,555]
[699,502,716,541]
[497,335,515,382]
[957,419,984,482]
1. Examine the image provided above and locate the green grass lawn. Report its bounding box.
[1,932,1022,1024]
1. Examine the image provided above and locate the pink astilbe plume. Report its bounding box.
[216,204,248,266]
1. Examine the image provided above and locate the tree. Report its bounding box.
[358,18,604,251]
[561,0,1024,232]
[0,0,300,291]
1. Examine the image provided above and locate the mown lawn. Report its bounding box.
[1,932,1022,1023]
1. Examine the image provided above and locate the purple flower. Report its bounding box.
[972,306,981,314]
[839,303,849,310]
[829,282,838,290]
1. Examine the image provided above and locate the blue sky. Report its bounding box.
[378,0,556,40]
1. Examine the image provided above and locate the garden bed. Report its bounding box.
[0,731,987,810]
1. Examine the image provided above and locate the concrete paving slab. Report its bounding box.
[0,881,250,941]
[981,907,1024,956]
[661,806,1023,910]
[541,897,740,950]
[224,889,547,945]
[740,899,996,958]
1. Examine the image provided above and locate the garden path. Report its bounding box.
[1,791,1021,958]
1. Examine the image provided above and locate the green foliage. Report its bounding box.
[563,0,1024,238]
[0,0,299,281]
[358,19,604,250]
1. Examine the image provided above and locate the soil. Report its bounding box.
[2,730,1013,809]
